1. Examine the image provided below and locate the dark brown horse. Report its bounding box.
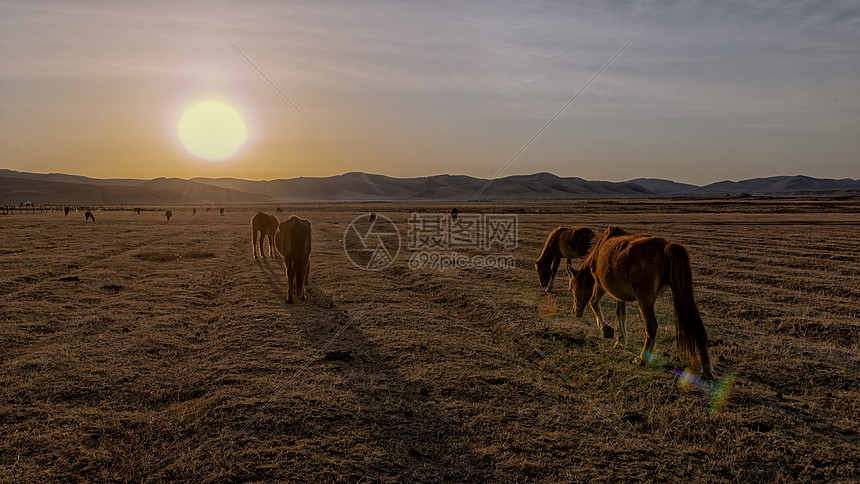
[165,210,173,222]
[64,206,70,216]
[85,211,95,222]
[450,207,459,222]
[570,226,714,379]
[251,212,280,258]
[534,226,595,292]
[274,215,312,303]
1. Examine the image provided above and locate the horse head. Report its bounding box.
[570,265,594,317]
[534,259,551,287]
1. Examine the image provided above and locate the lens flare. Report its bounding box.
[671,367,737,417]
[538,294,558,319]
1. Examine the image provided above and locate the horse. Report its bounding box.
[369,212,377,223]
[450,207,459,222]
[251,212,280,258]
[219,208,225,216]
[570,226,714,379]
[134,207,142,215]
[165,210,173,222]
[64,207,70,216]
[192,208,197,216]
[534,226,595,292]
[85,211,95,222]
[274,215,312,303]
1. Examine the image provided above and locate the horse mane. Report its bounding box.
[537,226,564,263]
[581,225,629,269]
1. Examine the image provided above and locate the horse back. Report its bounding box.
[276,216,311,259]
[590,230,671,299]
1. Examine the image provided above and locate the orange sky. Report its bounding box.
[1,1,858,184]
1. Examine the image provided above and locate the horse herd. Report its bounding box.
[535,225,714,380]
[252,210,714,379]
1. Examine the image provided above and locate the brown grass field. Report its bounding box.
[1,199,859,482]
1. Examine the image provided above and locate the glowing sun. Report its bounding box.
[177,101,247,161]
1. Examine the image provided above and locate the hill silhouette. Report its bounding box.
[1,169,858,204]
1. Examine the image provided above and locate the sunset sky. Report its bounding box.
[1,1,858,184]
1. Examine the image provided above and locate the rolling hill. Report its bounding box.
[1,169,858,205]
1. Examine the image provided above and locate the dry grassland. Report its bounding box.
[1,199,858,482]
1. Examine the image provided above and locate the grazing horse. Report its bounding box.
[570,226,714,379]
[274,216,312,303]
[165,210,173,222]
[85,211,95,222]
[64,206,70,216]
[192,208,197,216]
[219,208,225,216]
[450,207,459,222]
[534,226,595,292]
[251,212,280,258]
[369,212,377,223]
[134,207,142,214]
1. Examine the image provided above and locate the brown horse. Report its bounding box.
[570,226,714,379]
[450,207,459,222]
[64,206,70,216]
[165,210,173,222]
[251,212,280,258]
[274,215,311,303]
[534,226,595,292]
[85,211,95,222]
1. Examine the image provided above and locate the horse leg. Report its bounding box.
[614,301,628,349]
[589,286,614,339]
[546,256,560,292]
[634,299,659,366]
[566,259,575,290]
[285,258,294,303]
[257,230,266,258]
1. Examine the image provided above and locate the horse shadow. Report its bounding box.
[254,259,497,480]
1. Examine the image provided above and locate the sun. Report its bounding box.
[177,101,248,161]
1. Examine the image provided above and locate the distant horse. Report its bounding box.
[570,226,714,379]
[219,208,225,216]
[165,210,173,222]
[274,215,311,303]
[251,212,280,258]
[450,207,459,222]
[85,211,95,222]
[134,207,142,214]
[369,212,377,223]
[64,207,70,216]
[534,226,595,292]
[276,207,284,213]
[192,208,197,216]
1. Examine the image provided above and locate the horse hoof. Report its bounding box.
[602,326,614,339]
[633,356,645,366]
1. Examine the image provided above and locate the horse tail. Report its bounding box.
[290,219,311,298]
[665,242,713,377]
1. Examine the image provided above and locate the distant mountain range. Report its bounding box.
[1,169,858,205]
